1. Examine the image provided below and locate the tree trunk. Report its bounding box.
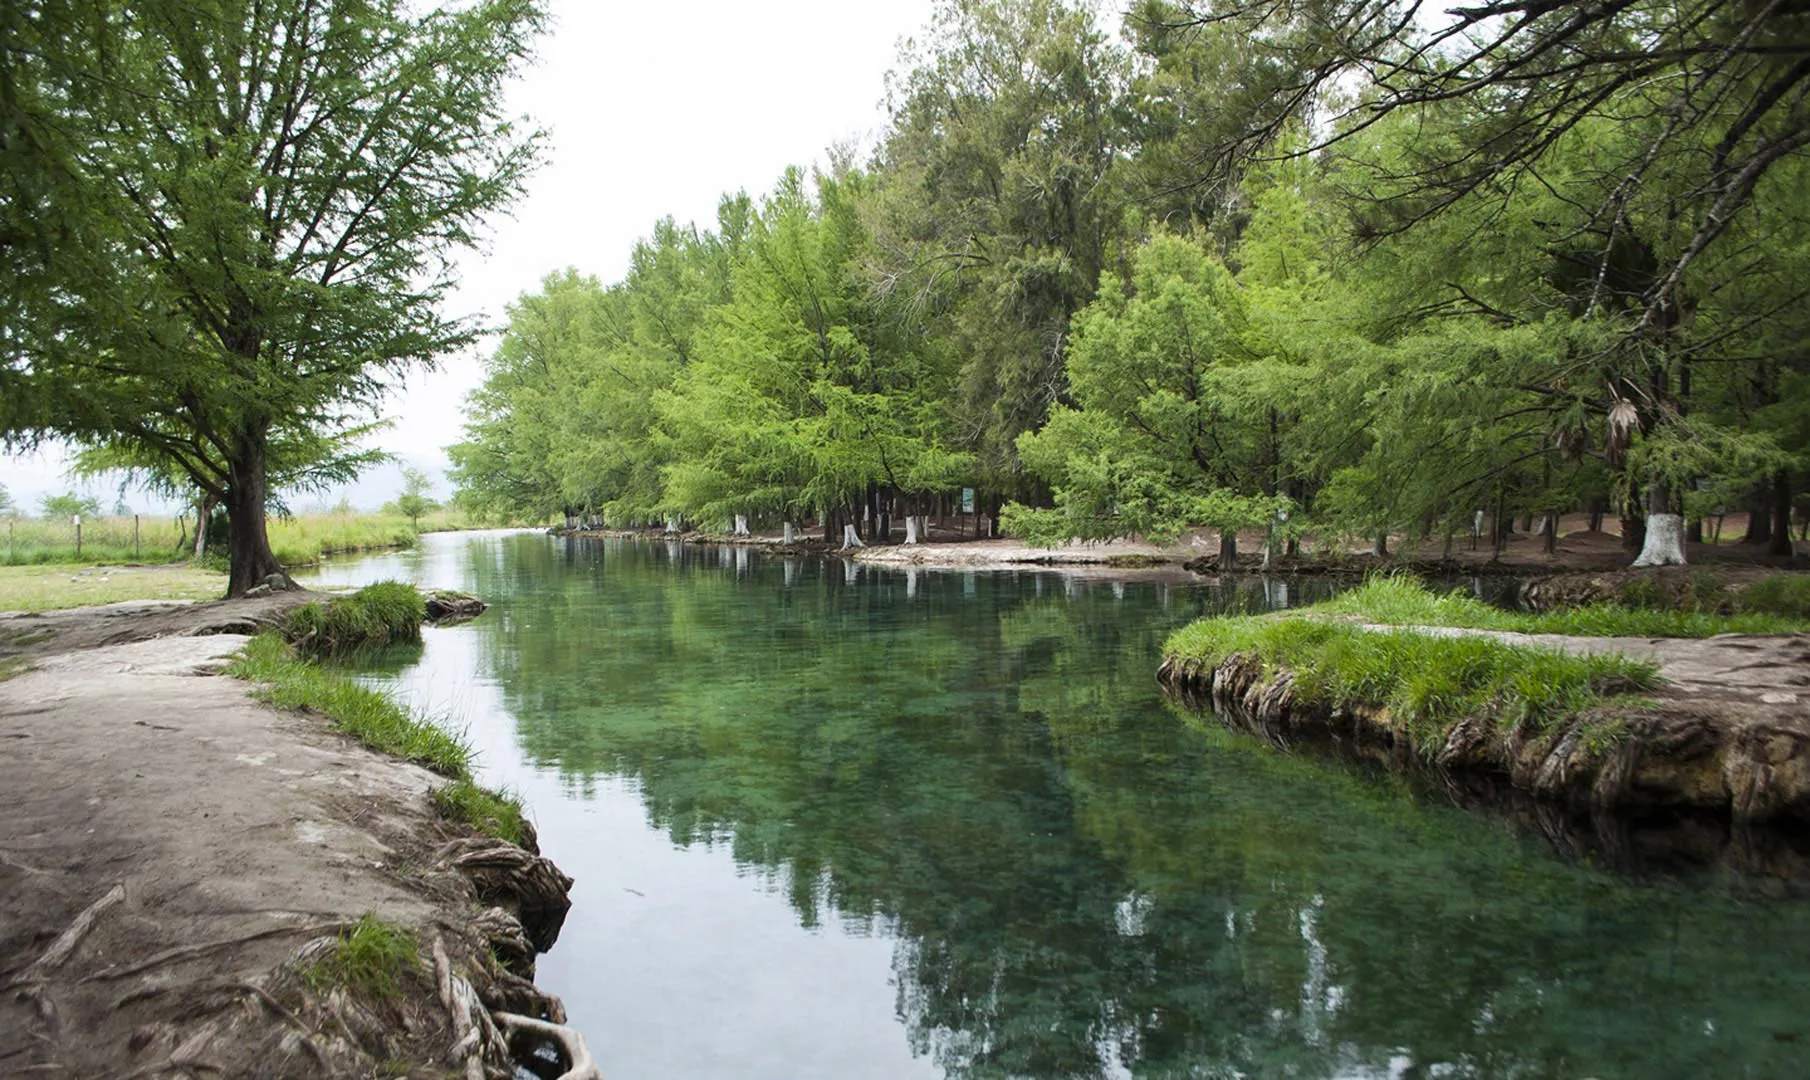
[1770,470,1794,558]
[223,428,286,596]
[192,494,214,560]
[904,515,923,545]
[732,514,749,536]
[1587,498,1605,534]
[1540,513,1557,555]
[1218,529,1237,571]
[1633,478,1686,567]
[783,521,797,545]
[841,523,865,550]
[1743,487,1772,545]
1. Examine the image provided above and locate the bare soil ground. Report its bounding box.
[0,599,586,1079]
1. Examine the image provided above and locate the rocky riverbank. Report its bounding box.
[0,596,595,1079]
[1159,627,1810,824]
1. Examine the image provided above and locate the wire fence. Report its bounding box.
[0,514,195,566]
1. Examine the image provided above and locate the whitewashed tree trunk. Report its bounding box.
[732,514,749,536]
[782,521,796,545]
[1633,513,1687,566]
[904,515,923,545]
[665,516,680,534]
[841,523,865,550]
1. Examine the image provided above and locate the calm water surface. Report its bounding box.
[305,531,1810,1080]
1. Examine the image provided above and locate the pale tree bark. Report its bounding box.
[841,523,866,550]
[904,515,924,545]
[1633,479,1687,567]
[732,514,749,536]
[782,521,796,545]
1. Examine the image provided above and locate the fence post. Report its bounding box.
[74,515,82,558]
[134,514,141,559]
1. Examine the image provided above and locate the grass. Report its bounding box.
[282,581,425,658]
[0,657,32,682]
[0,563,228,612]
[228,632,470,777]
[228,630,528,845]
[429,779,527,847]
[1165,615,1662,748]
[1318,574,1810,636]
[305,913,419,998]
[0,507,527,569]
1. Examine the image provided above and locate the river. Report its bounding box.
[303,529,1810,1080]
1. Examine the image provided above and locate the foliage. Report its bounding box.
[388,468,440,530]
[229,632,469,777]
[38,492,101,521]
[0,484,12,517]
[1163,617,1663,747]
[281,582,426,659]
[0,0,546,595]
[305,914,419,999]
[430,780,527,846]
[1318,575,1809,637]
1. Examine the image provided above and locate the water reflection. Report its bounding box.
[318,533,1810,1080]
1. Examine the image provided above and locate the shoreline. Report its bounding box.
[1158,626,1810,825]
[0,594,594,1078]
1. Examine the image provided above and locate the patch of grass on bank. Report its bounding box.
[1322,575,1808,636]
[305,913,419,998]
[1165,616,1661,746]
[283,581,425,658]
[0,563,228,612]
[229,631,528,845]
[430,780,526,847]
[228,633,469,776]
[0,657,32,682]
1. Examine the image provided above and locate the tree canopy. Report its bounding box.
[443,0,1810,561]
[1,0,544,592]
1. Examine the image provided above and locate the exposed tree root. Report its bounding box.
[85,921,348,983]
[7,883,126,989]
[494,1011,604,1080]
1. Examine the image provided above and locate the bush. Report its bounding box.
[283,581,425,658]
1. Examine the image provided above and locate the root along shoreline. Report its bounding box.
[0,590,598,1079]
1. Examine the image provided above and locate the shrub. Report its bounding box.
[283,581,425,658]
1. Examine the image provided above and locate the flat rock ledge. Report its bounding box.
[1157,634,1810,825]
[0,633,595,1080]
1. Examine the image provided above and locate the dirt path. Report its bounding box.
[0,611,587,1078]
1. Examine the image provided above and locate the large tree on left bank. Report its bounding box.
[0,0,543,594]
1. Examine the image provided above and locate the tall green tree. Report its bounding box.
[0,0,544,593]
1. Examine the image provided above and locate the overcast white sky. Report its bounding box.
[2,0,939,512]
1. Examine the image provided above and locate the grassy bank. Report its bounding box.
[1165,616,1662,748]
[1320,575,1810,637]
[0,563,228,613]
[0,507,527,568]
[229,584,525,845]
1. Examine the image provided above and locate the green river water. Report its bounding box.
[305,530,1810,1080]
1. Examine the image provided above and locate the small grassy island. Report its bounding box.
[1159,575,1810,824]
